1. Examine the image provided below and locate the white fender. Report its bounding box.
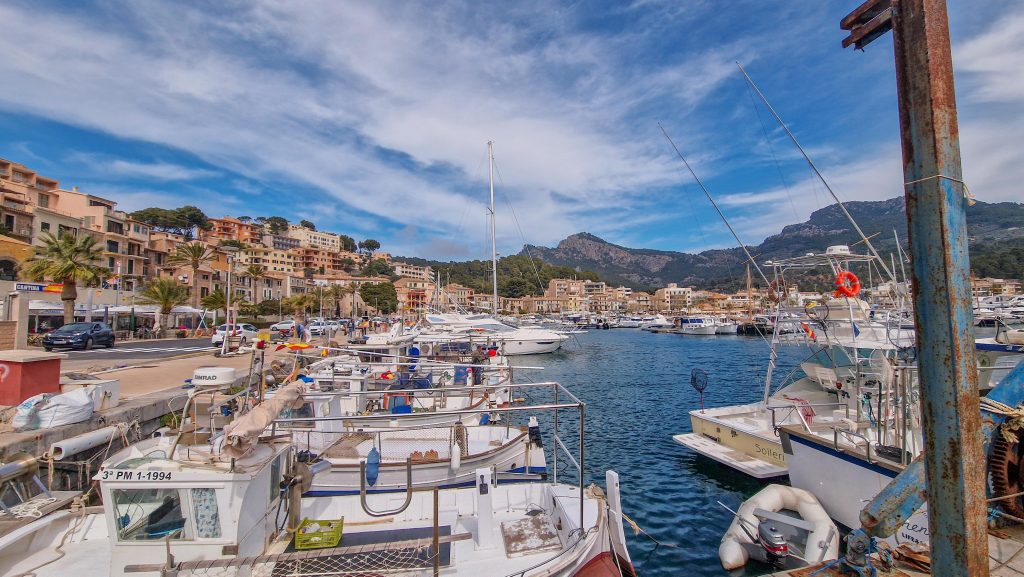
[719,484,839,570]
[450,445,461,472]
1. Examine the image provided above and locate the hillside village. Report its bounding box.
[1,155,1020,326]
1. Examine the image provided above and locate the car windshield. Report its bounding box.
[55,323,93,333]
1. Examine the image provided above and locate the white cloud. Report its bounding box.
[105,160,218,181]
[0,0,1018,261]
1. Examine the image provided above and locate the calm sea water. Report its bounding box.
[511,328,806,577]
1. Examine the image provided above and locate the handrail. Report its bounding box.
[832,426,874,463]
[359,458,414,517]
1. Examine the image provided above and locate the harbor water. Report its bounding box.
[512,328,805,577]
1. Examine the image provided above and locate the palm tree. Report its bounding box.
[327,284,347,317]
[201,289,227,323]
[282,293,317,325]
[23,232,108,323]
[167,242,216,310]
[167,242,216,333]
[136,278,189,334]
[243,264,267,304]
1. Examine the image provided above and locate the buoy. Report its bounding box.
[365,447,381,487]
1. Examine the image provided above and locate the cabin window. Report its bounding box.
[112,487,191,541]
[111,487,221,541]
[277,402,315,429]
[191,488,221,538]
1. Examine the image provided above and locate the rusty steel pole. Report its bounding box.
[892,0,988,574]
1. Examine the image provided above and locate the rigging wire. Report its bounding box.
[744,78,801,222]
[736,61,896,283]
[492,156,549,294]
[658,123,771,287]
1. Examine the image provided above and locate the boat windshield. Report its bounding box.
[111,487,221,541]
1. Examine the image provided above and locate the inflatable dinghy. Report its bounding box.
[720,484,839,570]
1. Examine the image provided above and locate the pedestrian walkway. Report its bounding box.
[62,344,216,355]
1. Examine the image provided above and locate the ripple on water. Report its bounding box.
[511,329,804,577]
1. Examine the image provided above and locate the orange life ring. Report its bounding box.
[834,271,861,298]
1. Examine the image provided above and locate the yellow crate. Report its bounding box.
[295,518,344,550]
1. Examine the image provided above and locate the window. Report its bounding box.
[41,222,50,231]
[111,487,220,541]
[277,402,315,429]
[37,193,49,208]
[3,215,13,230]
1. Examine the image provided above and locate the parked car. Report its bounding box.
[270,320,296,333]
[43,322,115,351]
[308,321,329,336]
[211,323,259,346]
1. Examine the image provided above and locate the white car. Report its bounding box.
[211,323,259,346]
[308,321,331,336]
[270,320,296,332]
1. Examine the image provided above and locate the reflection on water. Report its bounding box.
[511,329,804,577]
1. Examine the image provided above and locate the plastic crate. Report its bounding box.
[295,518,344,550]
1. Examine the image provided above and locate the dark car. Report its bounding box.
[42,322,115,351]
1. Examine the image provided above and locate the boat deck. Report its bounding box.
[672,433,787,479]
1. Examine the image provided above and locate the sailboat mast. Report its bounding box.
[488,141,499,314]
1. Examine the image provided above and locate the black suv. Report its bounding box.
[42,322,116,351]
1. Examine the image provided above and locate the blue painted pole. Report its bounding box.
[891,0,988,574]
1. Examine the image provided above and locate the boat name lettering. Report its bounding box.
[754,443,784,461]
[101,470,173,481]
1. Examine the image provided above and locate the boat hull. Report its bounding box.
[780,427,930,546]
[673,408,788,478]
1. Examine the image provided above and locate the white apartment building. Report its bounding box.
[287,225,340,251]
[392,261,432,280]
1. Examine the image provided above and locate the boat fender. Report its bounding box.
[450,445,461,472]
[365,447,381,487]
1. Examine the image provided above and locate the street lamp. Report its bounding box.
[220,246,240,356]
[277,289,283,321]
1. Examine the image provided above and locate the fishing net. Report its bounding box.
[174,536,445,577]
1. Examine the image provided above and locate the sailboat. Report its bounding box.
[414,142,568,356]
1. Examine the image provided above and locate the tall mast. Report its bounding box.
[488,141,499,315]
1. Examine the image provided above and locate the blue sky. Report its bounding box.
[0,1,1020,261]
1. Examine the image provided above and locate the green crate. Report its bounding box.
[295,518,344,550]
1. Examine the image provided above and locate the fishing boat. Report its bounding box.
[673,247,913,478]
[676,315,718,335]
[714,318,738,334]
[0,380,636,577]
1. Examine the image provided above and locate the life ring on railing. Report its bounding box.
[768,279,787,302]
[834,271,861,298]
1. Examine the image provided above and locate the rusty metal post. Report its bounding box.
[891,0,988,575]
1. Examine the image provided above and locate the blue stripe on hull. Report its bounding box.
[786,433,899,479]
[303,466,548,497]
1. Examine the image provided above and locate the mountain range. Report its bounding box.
[520,197,1024,291]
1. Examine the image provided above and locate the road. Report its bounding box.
[55,337,217,363]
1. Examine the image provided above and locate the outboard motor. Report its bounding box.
[528,416,543,448]
[757,521,789,567]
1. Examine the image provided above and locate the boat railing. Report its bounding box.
[832,427,874,463]
[768,401,850,433]
[275,381,588,533]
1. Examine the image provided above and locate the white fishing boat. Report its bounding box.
[714,318,738,334]
[673,247,913,479]
[0,380,636,577]
[676,315,718,335]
